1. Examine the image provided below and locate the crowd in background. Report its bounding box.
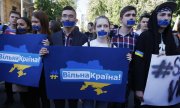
[0,1,180,108]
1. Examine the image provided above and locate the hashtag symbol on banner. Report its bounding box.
[50,71,58,80]
[50,75,58,79]
[152,60,173,78]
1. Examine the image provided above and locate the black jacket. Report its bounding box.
[51,29,87,46]
[132,5,177,91]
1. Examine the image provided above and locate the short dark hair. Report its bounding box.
[62,6,76,16]
[120,6,136,18]
[114,25,119,29]
[9,10,21,17]
[88,22,94,26]
[139,13,150,21]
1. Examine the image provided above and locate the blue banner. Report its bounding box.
[44,46,129,102]
[0,34,46,87]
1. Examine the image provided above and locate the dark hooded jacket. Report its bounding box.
[132,3,177,91]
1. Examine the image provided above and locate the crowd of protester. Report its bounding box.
[0,1,180,108]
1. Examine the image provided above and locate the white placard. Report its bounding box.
[142,54,180,106]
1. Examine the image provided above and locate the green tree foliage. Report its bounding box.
[87,0,107,20]
[87,0,167,25]
[87,0,120,24]
[175,0,180,15]
[34,0,76,20]
[106,0,121,25]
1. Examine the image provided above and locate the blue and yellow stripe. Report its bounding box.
[135,50,144,58]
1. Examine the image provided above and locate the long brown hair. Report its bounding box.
[32,10,50,35]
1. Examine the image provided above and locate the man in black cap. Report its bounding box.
[132,2,179,108]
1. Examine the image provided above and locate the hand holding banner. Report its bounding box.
[0,34,46,87]
[44,46,130,102]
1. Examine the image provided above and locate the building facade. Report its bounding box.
[0,0,34,24]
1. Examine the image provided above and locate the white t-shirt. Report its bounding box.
[83,39,110,47]
[135,29,142,35]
